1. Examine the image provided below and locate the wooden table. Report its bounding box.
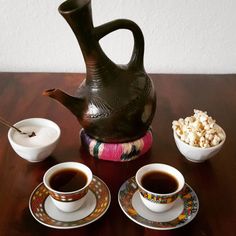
[0,73,235,236]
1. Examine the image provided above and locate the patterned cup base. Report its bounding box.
[49,188,88,202]
[80,128,153,162]
[139,189,178,204]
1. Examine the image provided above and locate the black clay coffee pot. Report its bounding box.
[44,0,156,143]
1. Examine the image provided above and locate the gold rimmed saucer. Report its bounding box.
[29,175,111,229]
[118,176,199,230]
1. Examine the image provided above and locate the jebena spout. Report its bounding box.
[43,89,85,118]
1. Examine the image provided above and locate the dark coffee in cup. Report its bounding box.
[136,163,185,212]
[49,168,87,192]
[141,170,179,194]
[44,162,93,212]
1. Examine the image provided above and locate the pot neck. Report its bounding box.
[59,0,115,82]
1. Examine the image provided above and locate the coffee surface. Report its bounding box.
[49,168,87,192]
[141,171,178,194]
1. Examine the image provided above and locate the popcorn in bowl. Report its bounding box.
[172,109,225,148]
[172,110,226,162]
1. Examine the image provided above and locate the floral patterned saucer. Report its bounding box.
[118,177,199,230]
[29,175,111,229]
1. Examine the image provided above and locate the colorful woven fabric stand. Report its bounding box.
[80,128,153,162]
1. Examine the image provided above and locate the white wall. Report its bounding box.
[0,0,236,74]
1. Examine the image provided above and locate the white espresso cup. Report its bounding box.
[43,162,93,212]
[135,163,185,212]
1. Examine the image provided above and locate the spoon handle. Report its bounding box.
[0,116,23,134]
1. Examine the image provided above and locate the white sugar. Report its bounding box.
[12,125,58,147]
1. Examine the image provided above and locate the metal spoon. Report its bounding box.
[0,116,36,137]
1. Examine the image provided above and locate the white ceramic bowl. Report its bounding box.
[8,118,61,162]
[173,125,226,163]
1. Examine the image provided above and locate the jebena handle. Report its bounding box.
[93,19,145,70]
